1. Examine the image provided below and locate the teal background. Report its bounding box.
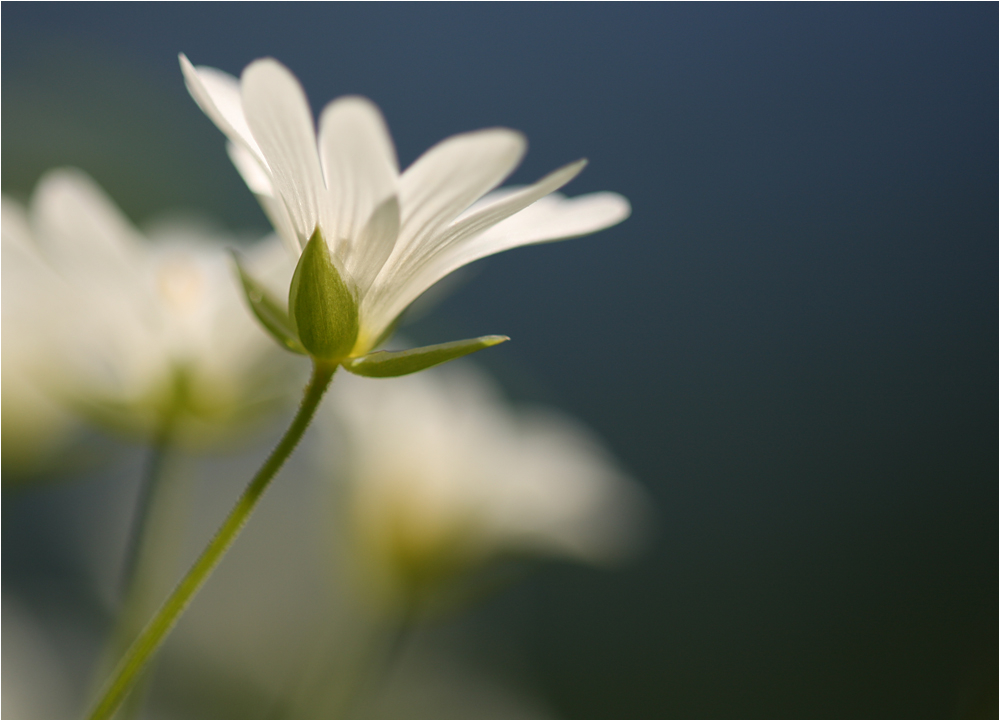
[4,3,997,717]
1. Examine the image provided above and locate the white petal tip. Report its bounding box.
[317,95,393,151]
[320,94,382,116]
[178,53,204,80]
[618,197,632,221]
[561,158,589,183]
[600,192,631,223]
[458,127,528,158]
[241,57,292,83]
[178,53,196,80]
[567,191,632,231]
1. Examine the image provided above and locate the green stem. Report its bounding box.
[88,360,337,720]
[102,414,179,720]
[119,405,177,600]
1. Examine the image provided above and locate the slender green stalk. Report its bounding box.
[118,415,175,599]
[119,367,189,600]
[89,361,337,719]
[102,413,180,720]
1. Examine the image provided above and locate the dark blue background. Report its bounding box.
[4,3,997,717]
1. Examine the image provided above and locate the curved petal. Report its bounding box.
[350,195,400,296]
[2,195,54,304]
[2,196,76,362]
[427,159,588,260]
[495,410,649,564]
[179,54,266,168]
[226,142,300,254]
[1,195,34,254]
[362,160,595,345]
[226,140,273,196]
[392,128,526,266]
[467,189,631,250]
[241,58,326,245]
[27,170,157,357]
[29,169,142,282]
[318,96,399,263]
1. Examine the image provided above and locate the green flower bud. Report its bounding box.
[288,229,359,362]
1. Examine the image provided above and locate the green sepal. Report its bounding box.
[231,251,307,355]
[344,335,510,378]
[288,229,359,362]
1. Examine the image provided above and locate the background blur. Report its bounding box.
[3,3,996,718]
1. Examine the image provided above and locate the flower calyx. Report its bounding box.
[288,228,360,362]
[232,250,307,355]
[233,230,508,376]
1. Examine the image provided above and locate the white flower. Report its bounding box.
[323,363,649,604]
[180,55,631,360]
[1,169,303,446]
[2,201,78,472]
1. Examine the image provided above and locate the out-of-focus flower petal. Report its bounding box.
[323,363,651,603]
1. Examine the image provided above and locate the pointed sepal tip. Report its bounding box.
[344,335,509,378]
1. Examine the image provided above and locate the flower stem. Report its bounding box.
[119,366,189,601]
[118,416,175,599]
[88,360,338,719]
[95,411,182,720]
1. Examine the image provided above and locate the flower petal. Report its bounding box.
[350,195,400,297]
[29,169,142,282]
[463,189,631,252]
[2,196,76,360]
[1,195,34,253]
[427,159,588,259]
[27,170,157,345]
[241,58,326,244]
[317,96,399,263]
[227,142,300,254]
[179,54,265,168]
[363,160,595,343]
[393,128,526,263]
[225,140,273,196]
[2,195,58,308]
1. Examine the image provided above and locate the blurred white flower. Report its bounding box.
[181,55,631,359]
[1,342,77,474]
[1,168,304,447]
[323,364,650,605]
[2,199,78,472]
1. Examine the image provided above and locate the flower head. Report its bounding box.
[324,363,650,606]
[1,169,302,446]
[181,55,630,373]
